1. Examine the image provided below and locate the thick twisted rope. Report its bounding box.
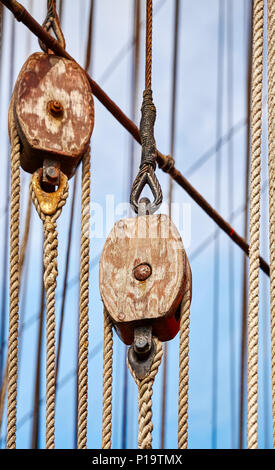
[6,102,21,449]
[101,310,113,449]
[1,192,32,437]
[178,272,191,449]
[30,176,68,449]
[77,148,90,449]
[267,0,275,447]
[0,181,32,436]
[247,0,264,450]
[128,338,163,449]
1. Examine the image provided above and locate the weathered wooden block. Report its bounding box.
[13,52,94,178]
[100,214,191,345]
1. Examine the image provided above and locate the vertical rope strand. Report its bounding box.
[6,105,20,449]
[102,310,113,449]
[178,267,191,449]
[267,0,275,447]
[247,0,264,450]
[77,148,90,449]
[128,338,163,449]
[43,216,58,449]
[30,177,68,449]
[145,0,153,90]
[161,0,181,449]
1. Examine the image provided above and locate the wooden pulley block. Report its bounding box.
[100,214,192,345]
[13,52,94,180]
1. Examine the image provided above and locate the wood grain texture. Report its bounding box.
[14,52,94,178]
[100,214,189,344]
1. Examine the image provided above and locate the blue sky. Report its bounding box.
[0,0,272,449]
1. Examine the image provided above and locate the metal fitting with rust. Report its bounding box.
[13,52,94,189]
[99,212,192,378]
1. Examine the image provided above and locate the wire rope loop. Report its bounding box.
[130,164,162,214]
[130,89,163,214]
[39,0,65,53]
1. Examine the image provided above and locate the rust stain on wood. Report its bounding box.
[13,52,94,178]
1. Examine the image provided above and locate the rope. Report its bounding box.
[77,148,90,449]
[267,0,275,447]
[6,104,21,449]
[30,175,68,449]
[247,0,264,450]
[0,188,32,437]
[130,0,163,214]
[39,0,65,53]
[102,310,113,449]
[178,272,191,449]
[0,1,271,276]
[128,338,163,449]
[145,0,153,90]
[19,192,32,276]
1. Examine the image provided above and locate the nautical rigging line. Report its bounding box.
[0,13,15,389]
[161,0,181,450]
[121,0,140,451]
[0,340,103,447]
[55,173,78,390]
[0,170,269,447]
[0,174,267,382]
[247,0,264,449]
[0,0,269,276]
[0,0,272,450]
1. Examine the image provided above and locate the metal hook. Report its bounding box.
[128,325,156,380]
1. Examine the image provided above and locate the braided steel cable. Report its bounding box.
[130,0,163,214]
[145,0,153,90]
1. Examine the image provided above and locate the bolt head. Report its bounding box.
[133,263,152,281]
[48,100,64,118]
[46,166,59,181]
